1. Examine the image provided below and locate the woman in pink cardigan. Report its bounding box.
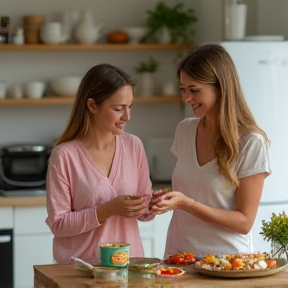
[46,64,154,264]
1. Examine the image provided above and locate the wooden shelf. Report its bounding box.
[0,43,193,52]
[0,96,182,106]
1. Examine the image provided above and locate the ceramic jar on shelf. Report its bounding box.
[23,15,46,44]
[222,0,247,41]
[74,10,104,44]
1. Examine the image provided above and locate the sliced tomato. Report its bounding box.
[158,267,183,275]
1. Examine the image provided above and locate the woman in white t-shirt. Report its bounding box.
[150,44,271,259]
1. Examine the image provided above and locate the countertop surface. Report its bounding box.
[34,263,288,288]
[0,195,46,207]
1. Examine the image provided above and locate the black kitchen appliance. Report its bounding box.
[0,144,51,197]
[0,229,13,288]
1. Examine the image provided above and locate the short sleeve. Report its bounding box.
[170,123,180,157]
[236,132,271,179]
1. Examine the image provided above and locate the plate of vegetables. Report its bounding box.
[194,252,287,278]
[164,252,197,265]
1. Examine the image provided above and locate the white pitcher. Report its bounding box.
[40,22,69,44]
[74,10,104,44]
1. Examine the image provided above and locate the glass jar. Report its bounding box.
[0,16,10,43]
[271,241,288,260]
[13,26,24,45]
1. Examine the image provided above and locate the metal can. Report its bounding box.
[100,242,130,268]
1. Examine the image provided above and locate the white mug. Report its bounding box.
[8,84,23,99]
[40,22,69,44]
[162,82,177,96]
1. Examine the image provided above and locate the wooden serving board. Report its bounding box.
[34,263,288,288]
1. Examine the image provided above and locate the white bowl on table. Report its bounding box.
[121,27,148,44]
[50,76,82,97]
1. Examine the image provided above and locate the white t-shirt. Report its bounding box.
[164,118,271,259]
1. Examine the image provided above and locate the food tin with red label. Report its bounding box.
[100,242,130,268]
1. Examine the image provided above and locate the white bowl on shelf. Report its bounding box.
[121,27,148,44]
[50,76,82,97]
[23,81,46,99]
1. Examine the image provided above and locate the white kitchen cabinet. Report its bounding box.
[153,211,173,259]
[0,207,13,228]
[14,206,53,288]
[138,220,155,258]
[138,210,173,260]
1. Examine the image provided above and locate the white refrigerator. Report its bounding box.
[220,41,288,253]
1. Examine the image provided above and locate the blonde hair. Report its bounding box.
[54,64,136,147]
[178,44,269,186]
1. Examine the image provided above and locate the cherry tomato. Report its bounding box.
[267,259,277,269]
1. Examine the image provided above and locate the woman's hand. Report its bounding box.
[150,191,187,215]
[110,194,150,217]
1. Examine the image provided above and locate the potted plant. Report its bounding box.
[260,211,288,259]
[134,57,160,97]
[144,1,198,44]
[134,57,159,74]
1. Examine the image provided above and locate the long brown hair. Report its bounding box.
[178,44,269,186]
[54,63,136,147]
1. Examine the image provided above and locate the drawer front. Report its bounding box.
[0,207,13,228]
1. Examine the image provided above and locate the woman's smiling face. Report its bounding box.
[179,71,220,118]
[94,85,133,134]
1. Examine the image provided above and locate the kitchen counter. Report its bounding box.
[34,263,288,288]
[0,196,46,207]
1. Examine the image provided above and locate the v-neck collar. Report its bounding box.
[107,135,119,183]
[76,136,120,183]
[192,118,216,169]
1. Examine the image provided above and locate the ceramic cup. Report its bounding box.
[23,81,46,99]
[40,22,69,44]
[162,82,177,96]
[8,84,23,99]
[0,80,7,99]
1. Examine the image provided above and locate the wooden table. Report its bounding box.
[34,263,288,288]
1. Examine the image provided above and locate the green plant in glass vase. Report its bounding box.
[144,1,198,44]
[260,211,288,260]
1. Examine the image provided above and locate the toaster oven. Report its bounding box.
[0,144,51,194]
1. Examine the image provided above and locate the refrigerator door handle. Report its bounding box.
[0,235,11,243]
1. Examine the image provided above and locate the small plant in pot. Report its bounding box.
[134,57,160,97]
[260,211,288,260]
[134,57,159,74]
[144,1,198,44]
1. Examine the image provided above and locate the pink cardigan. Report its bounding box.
[46,134,153,264]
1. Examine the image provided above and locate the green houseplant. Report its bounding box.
[134,57,160,97]
[134,57,159,73]
[144,1,198,44]
[260,211,288,259]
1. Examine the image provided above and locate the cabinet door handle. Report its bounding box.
[0,235,11,243]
